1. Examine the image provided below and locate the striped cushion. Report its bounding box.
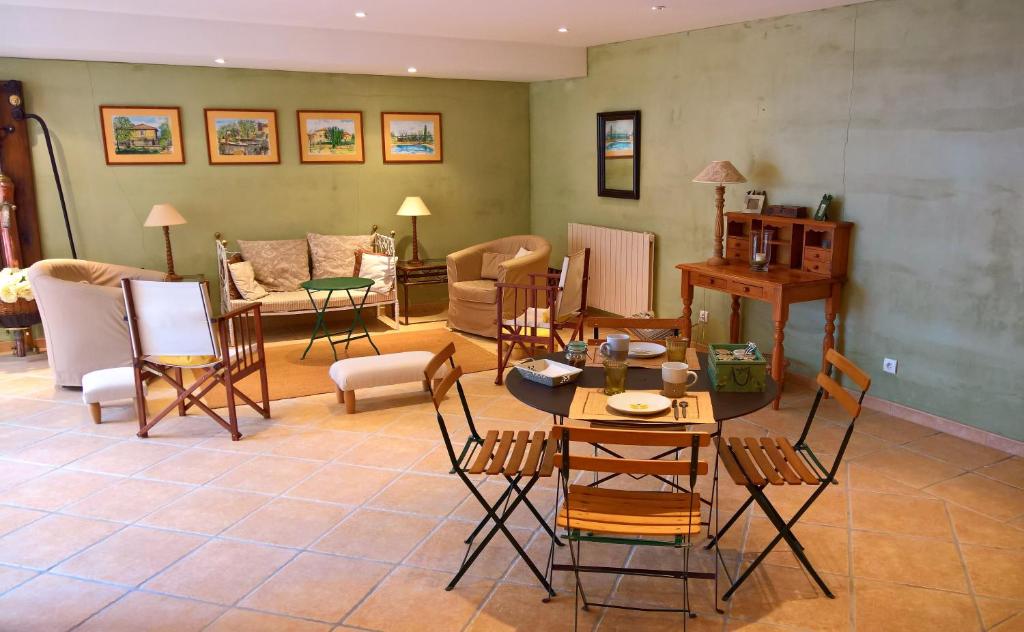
[227,289,395,314]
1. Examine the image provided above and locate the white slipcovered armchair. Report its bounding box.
[27,259,166,387]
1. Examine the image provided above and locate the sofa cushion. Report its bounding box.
[480,252,512,280]
[238,239,309,291]
[228,261,269,300]
[450,279,496,304]
[225,289,394,314]
[357,252,397,294]
[308,233,374,280]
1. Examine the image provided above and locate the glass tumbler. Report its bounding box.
[603,360,628,395]
[666,336,689,362]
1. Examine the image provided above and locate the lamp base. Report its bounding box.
[164,273,182,281]
[407,258,424,266]
[706,256,727,266]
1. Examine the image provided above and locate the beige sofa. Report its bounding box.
[446,235,551,338]
[27,259,166,388]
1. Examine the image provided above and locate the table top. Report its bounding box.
[301,277,374,291]
[505,351,778,422]
[397,259,446,271]
[677,261,843,287]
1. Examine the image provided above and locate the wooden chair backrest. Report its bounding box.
[431,365,463,410]
[588,317,687,342]
[122,279,217,359]
[554,249,589,322]
[816,349,871,418]
[425,342,456,384]
[550,426,710,477]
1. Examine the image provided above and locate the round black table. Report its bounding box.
[505,351,778,422]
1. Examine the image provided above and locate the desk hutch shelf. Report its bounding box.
[725,212,851,277]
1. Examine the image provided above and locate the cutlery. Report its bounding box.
[672,400,679,420]
[681,400,688,418]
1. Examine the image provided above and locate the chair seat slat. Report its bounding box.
[521,431,546,476]
[727,437,767,486]
[718,440,749,486]
[469,430,500,474]
[777,438,820,484]
[759,437,802,484]
[486,431,516,475]
[538,433,560,477]
[503,431,531,474]
[743,437,784,485]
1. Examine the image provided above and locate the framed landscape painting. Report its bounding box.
[297,110,364,163]
[204,108,280,165]
[99,106,184,165]
[381,112,442,163]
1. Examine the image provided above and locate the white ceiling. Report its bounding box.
[4,0,871,81]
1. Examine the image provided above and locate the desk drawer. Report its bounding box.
[728,280,764,299]
[726,238,749,261]
[804,247,832,263]
[693,273,728,290]
[802,258,832,275]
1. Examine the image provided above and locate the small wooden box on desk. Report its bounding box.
[678,212,853,409]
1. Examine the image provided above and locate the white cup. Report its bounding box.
[662,361,699,398]
[599,333,630,362]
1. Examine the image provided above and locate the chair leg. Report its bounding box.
[133,366,149,438]
[88,403,102,424]
[174,368,187,416]
[222,373,242,442]
[345,390,356,414]
[258,363,271,419]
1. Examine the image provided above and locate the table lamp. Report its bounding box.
[144,203,187,279]
[693,160,747,266]
[396,196,431,265]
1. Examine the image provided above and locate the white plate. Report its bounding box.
[628,342,667,358]
[606,392,672,416]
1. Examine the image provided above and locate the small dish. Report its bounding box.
[628,342,667,358]
[606,392,672,416]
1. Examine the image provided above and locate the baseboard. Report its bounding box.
[785,372,1023,457]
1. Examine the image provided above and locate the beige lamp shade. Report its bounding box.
[692,161,747,184]
[396,196,431,217]
[144,204,187,227]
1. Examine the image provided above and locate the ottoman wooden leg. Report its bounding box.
[89,402,102,424]
[336,387,344,404]
[345,390,356,414]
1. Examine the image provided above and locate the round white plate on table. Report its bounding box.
[628,342,667,358]
[606,392,672,416]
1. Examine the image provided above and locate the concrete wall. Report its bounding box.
[0,58,531,307]
[530,0,1024,440]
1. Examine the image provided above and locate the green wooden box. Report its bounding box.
[707,343,768,392]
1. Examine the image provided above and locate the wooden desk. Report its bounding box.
[677,262,843,409]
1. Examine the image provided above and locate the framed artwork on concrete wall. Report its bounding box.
[297,110,364,163]
[99,106,185,165]
[204,108,280,165]
[381,112,442,163]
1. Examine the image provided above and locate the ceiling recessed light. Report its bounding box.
[407,67,418,73]
[651,5,666,10]
[354,10,366,18]
[557,26,569,33]
[214,58,226,64]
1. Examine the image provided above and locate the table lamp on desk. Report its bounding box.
[693,160,746,266]
[396,196,431,265]
[144,203,187,280]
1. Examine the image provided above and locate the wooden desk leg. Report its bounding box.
[771,302,789,410]
[729,295,741,343]
[822,282,841,397]
[681,271,693,340]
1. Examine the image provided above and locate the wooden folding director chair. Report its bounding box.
[551,425,716,629]
[122,279,270,441]
[709,348,871,600]
[424,343,561,598]
[494,248,590,385]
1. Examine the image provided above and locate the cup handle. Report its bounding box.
[598,342,609,358]
[686,371,699,386]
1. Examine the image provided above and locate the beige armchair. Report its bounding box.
[27,259,166,387]
[446,235,551,338]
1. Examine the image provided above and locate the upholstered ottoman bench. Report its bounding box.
[328,351,448,414]
[82,367,145,424]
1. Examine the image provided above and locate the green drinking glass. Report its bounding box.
[603,360,628,395]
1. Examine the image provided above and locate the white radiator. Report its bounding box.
[568,222,655,316]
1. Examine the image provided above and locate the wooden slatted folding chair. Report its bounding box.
[424,343,562,598]
[588,316,688,343]
[494,248,590,385]
[550,425,715,629]
[708,348,871,600]
[122,279,269,441]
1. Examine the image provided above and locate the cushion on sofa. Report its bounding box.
[238,239,309,291]
[228,261,269,300]
[225,289,394,314]
[308,233,374,279]
[450,279,496,304]
[480,252,512,280]
[357,252,397,294]
[226,253,245,299]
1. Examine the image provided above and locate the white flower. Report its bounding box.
[0,267,32,303]
[0,284,16,304]
[15,282,33,301]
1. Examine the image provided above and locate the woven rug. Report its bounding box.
[171,329,497,408]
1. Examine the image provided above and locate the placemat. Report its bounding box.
[568,388,715,425]
[585,345,700,370]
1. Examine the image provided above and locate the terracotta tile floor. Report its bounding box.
[0,338,1022,631]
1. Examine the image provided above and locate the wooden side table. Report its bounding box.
[396,259,447,326]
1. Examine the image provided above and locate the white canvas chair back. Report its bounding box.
[124,280,218,361]
[554,250,586,323]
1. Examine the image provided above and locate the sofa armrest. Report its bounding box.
[446,243,487,284]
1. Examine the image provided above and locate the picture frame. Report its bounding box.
[597,110,641,199]
[297,110,364,163]
[204,108,280,165]
[813,194,833,221]
[744,191,766,213]
[381,112,442,163]
[99,106,185,165]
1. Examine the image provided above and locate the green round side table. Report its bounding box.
[299,277,380,360]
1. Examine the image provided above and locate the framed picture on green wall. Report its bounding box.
[204,108,280,165]
[297,110,364,163]
[99,106,185,165]
[381,112,442,163]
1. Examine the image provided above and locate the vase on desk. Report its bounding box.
[750,233,770,272]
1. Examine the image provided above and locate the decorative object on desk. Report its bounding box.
[99,106,184,165]
[762,204,806,218]
[813,193,833,221]
[744,190,766,213]
[144,203,187,279]
[204,108,279,164]
[382,112,442,163]
[597,111,641,199]
[750,227,772,272]
[515,358,582,387]
[693,160,747,266]
[396,196,431,265]
[297,110,364,163]
[707,342,767,392]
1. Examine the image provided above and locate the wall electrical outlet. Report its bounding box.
[698,310,709,323]
[883,358,898,375]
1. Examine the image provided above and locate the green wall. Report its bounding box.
[530,0,1024,440]
[0,59,530,302]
